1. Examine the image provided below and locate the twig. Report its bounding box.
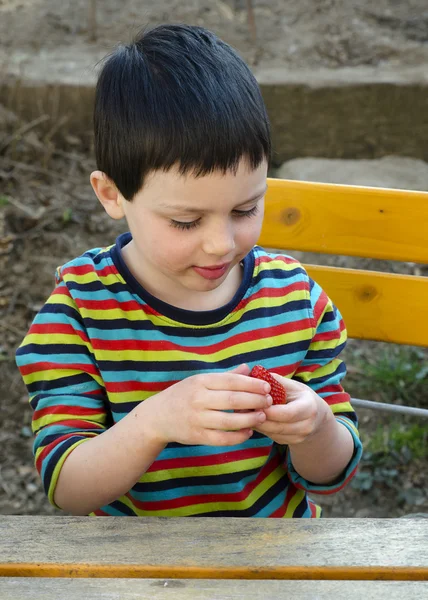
[1,157,80,183]
[0,321,24,336]
[2,195,45,219]
[88,0,97,42]
[0,115,50,153]
[246,0,257,42]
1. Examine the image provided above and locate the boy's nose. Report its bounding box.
[202,222,236,257]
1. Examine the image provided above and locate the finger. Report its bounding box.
[256,418,314,438]
[210,390,272,411]
[204,428,254,447]
[204,408,267,432]
[263,400,314,423]
[205,373,270,395]
[228,364,251,376]
[270,373,309,399]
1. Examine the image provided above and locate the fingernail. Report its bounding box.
[263,383,271,393]
[266,394,272,406]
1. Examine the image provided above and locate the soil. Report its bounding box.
[0,0,427,518]
[0,0,428,71]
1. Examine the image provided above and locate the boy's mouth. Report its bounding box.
[193,262,230,280]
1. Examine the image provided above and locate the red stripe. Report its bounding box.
[34,405,102,420]
[35,430,95,474]
[35,440,58,473]
[312,289,329,325]
[271,363,301,378]
[30,323,90,344]
[269,478,298,518]
[146,445,270,472]
[106,379,175,394]
[19,362,100,377]
[319,390,351,406]
[61,262,118,279]
[312,329,341,343]
[304,464,359,495]
[90,317,312,354]
[107,380,170,393]
[235,280,308,313]
[61,263,96,277]
[255,254,299,268]
[131,452,280,512]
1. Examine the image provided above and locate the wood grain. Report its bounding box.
[0,517,427,580]
[1,578,427,600]
[305,264,428,346]
[260,178,428,263]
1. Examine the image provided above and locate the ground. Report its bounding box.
[1,0,428,70]
[0,0,427,517]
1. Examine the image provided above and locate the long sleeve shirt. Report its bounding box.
[16,233,362,517]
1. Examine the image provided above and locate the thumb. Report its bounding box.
[271,373,308,401]
[229,363,251,376]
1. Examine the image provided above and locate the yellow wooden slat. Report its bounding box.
[260,179,428,263]
[304,264,428,346]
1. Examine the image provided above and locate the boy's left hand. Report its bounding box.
[253,374,332,446]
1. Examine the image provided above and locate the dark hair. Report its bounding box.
[94,24,271,200]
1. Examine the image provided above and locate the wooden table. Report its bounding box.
[0,516,427,599]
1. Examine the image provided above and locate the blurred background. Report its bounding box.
[0,0,427,517]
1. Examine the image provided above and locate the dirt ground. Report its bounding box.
[0,1,427,518]
[1,0,428,70]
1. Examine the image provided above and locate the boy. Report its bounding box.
[16,24,362,517]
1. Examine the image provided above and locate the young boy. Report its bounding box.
[16,24,362,518]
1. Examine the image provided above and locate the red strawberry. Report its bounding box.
[250,365,286,405]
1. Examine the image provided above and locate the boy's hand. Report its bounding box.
[143,364,272,447]
[253,374,332,446]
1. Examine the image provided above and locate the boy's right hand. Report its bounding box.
[141,364,272,447]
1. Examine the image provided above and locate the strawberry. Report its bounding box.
[250,365,287,405]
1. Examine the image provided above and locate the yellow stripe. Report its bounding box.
[46,439,90,507]
[141,454,269,483]
[76,288,308,327]
[283,487,307,517]
[63,272,121,287]
[93,327,314,363]
[46,293,75,308]
[33,413,106,430]
[296,360,342,383]
[125,466,285,517]
[335,415,360,437]
[23,333,88,347]
[24,368,103,387]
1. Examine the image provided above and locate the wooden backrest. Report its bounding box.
[258,179,428,347]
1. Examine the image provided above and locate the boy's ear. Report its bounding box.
[90,171,126,220]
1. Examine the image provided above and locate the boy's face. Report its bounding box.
[99,159,268,309]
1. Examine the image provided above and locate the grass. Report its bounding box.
[363,422,428,459]
[345,344,428,407]
[344,342,428,465]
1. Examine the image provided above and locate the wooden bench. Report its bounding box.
[259,178,428,416]
[0,516,427,598]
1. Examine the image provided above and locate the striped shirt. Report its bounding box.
[16,232,362,517]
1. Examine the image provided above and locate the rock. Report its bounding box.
[275,156,428,191]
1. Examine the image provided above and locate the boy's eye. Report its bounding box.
[233,205,259,218]
[169,205,259,231]
[170,219,201,231]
